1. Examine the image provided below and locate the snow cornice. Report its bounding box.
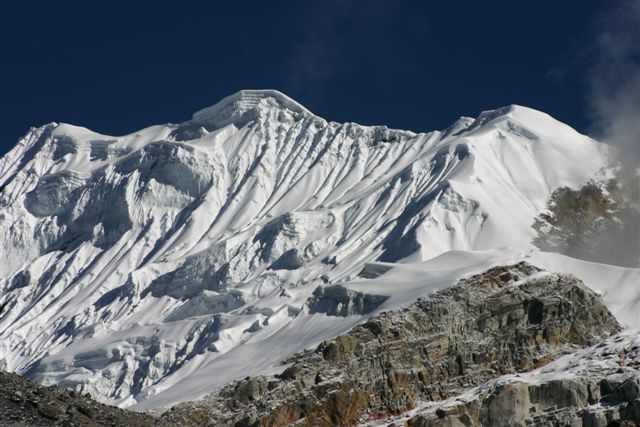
[191,89,313,128]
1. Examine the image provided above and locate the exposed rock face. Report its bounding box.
[403,338,640,427]
[306,285,388,317]
[160,263,621,426]
[0,370,153,426]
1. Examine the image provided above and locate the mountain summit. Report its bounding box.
[191,89,314,128]
[0,91,617,409]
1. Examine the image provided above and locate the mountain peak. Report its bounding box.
[0,92,612,411]
[461,104,585,141]
[190,89,313,129]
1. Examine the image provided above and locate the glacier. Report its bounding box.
[0,89,635,410]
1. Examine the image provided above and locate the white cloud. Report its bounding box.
[588,0,640,172]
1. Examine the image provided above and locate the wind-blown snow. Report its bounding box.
[0,89,630,410]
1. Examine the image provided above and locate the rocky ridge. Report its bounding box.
[387,333,640,426]
[159,263,624,426]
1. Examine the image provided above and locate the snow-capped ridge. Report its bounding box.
[441,116,475,138]
[190,89,313,129]
[463,104,585,141]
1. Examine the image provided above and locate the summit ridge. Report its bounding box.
[191,89,313,128]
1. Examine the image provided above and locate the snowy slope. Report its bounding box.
[0,90,619,409]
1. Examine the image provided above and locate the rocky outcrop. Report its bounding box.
[160,263,621,426]
[404,342,640,426]
[0,370,153,426]
[306,285,388,317]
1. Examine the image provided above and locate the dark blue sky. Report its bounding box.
[1,1,606,155]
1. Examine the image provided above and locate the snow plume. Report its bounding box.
[588,0,640,174]
[585,1,640,266]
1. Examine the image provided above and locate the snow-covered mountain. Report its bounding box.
[0,89,626,409]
